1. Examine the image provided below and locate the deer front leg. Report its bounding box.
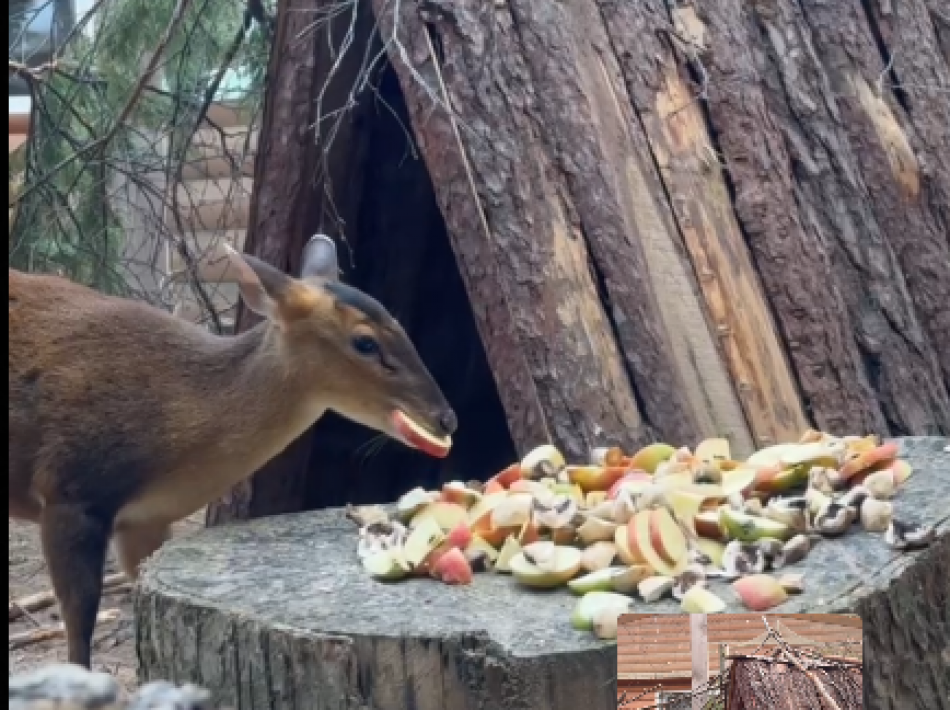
[40,503,111,668]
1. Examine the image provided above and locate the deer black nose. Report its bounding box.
[438,409,458,437]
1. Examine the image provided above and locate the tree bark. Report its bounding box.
[696,0,950,436]
[371,0,780,458]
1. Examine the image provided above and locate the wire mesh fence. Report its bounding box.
[617,675,727,710]
[9,0,272,331]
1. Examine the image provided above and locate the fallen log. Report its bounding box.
[135,437,948,710]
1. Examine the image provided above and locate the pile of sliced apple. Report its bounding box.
[348,431,932,641]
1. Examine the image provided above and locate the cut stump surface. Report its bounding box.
[135,437,949,710]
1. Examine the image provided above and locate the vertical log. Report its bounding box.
[372,0,651,458]
[743,0,950,432]
[854,0,950,383]
[372,0,768,456]
[599,0,811,448]
[697,0,950,436]
[505,0,753,453]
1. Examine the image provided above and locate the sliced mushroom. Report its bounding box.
[812,502,855,537]
[860,498,893,533]
[774,534,811,569]
[721,540,762,579]
[885,520,935,551]
[672,563,707,601]
[756,538,785,570]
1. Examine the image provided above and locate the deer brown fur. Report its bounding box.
[8,235,457,668]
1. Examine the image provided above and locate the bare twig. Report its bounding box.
[8,573,127,622]
[13,0,195,210]
[9,609,121,651]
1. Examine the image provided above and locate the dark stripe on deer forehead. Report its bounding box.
[323,282,391,324]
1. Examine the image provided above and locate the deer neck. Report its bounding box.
[197,323,327,473]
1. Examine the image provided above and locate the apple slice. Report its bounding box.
[638,576,675,603]
[495,536,522,574]
[629,510,687,577]
[510,546,583,588]
[581,541,618,573]
[615,522,646,566]
[647,508,689,570]
[629,443,677,474]
[445,521,473,550]
[610,565,653,595]
[719,508,794,542]
[403,519,446,567]
[568,567,629,595]
[362,549,411,581]
[607,472,653,501]
[440,481,482,507]
[520,444,567,480]
[392,409,452,458]
[680,586,726,613]
[839,442,899,480]
[396,487,438,521]
[464,536,500,563]
[592,606,624,640]
[411,502,470,532]
[431,547,473,585]
[490,493,534,529]
[577,516,618,545]
[720,468,757,498]
[694,510,727,541]
[468,492,509,529]
[567,465,628,492]
[487,463,523,490]
[570,591,633,631]
[732,574,789,611]
[694,538,726,568]
[694,438,731,464]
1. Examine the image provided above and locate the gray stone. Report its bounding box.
[9,663,120,708]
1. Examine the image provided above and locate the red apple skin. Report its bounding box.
[446,521,473,550]
[607,471,652,500]
[492,463,523,487]
[432,548,474,585]
[648,509,681,567]
[392,410,451,458]
[484,480,506,495]
[732,575,788,611]
[625,514,651,565]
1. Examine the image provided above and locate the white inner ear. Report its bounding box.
[223,245,277,319]
[301,234,340,283]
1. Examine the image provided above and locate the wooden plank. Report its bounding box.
[642,61,809,447]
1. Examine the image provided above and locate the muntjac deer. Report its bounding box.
[8,235,457,668]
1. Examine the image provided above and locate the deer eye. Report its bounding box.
[352,334,380,357]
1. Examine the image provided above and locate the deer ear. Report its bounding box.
[223,244,295,320]
[300,234,340,283]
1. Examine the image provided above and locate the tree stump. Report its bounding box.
[135,438,949,710]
